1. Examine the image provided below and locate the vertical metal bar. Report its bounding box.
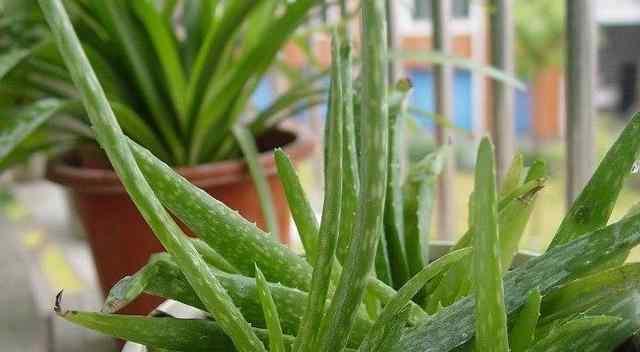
[432,0,455,240]
[489,0,515,182]
[565,0,596,205]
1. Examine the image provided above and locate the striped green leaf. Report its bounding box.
[0,99,63,169]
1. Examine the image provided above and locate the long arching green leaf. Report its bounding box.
[188,0,318,163]
[100,0,185,164]
[233,125,280,238]
[0,99,63,170]
[37,1,264,350]
[132,0,187,126]
[185,0,258,124]
[392,49,526,90]
[0,49,31,81]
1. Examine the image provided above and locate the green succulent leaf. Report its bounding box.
[527,316,622,352]
[508,289,541,352]
[255,265,286,352]
[471,138,509,352]
[549,113,640,249]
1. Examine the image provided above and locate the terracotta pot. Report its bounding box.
[121,241,538,352]
[47,123,315,315]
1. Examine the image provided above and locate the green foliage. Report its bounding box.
[40,1,640,352]
[0,0,323,168]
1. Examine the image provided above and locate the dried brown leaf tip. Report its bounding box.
[54,289,64,314]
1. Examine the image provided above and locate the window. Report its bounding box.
[413,0,470,20]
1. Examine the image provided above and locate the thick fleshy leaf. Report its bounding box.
[508,289,541,352]
[471,138,509,352]
[255,265,286,352]
[294,33,344,352]
[393,210,640,352]
[527,316,622,352]
[359,249,470,352]
[549,113,640,249]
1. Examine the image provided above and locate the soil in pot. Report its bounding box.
[47,124,315,315]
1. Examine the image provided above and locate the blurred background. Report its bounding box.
[2,0,640,350]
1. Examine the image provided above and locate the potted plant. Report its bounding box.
[31,0,640,350]
[0,0,323,313]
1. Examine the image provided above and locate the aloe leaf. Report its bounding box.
[360,248,471,352]
[527,316,622,352]
[294,33,344,352]
[102,253,372,344]
[375,235,394,286]
[0,49,31,81]
[403,150,445,288]
[395,209,640,352]
[508,289,541,352]
[539,263,640,329]
[38,1,264,350]
[471,138,509,352]
[274,149,428,324]
[549,113,640,249]
[316,2,389,351]
[131,0,187,126]
[190,238,239,274]
[0,99,63,169]
[233,125,280,238]
[360,305,411,352]
[255,265,286,352]
[425,171,545,313]
[274,149,319,259]
[130,139,312,291]
[392,49,526,90]
[336,40,359,264]
[383,79,413,289]
[57,298,283,352]
[500,153,524,196]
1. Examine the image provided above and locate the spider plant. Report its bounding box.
[34,0,640,351]
[0,0,326,168]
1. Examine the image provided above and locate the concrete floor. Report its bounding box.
[1,181,116,352]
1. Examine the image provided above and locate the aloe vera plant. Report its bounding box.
[37,0,640,351]
[0,0,324,169]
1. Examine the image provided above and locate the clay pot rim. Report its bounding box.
[46,122,316,194]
